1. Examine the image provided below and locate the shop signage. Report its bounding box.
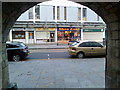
[58,27,69,31]
[57,27,80,31]
[83,29,104,32]
[35,28,55,31]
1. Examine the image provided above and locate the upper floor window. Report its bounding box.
[35,5,40,19]
[28,8,33,19]
[53,6,55,20]
[57,6,60,20]
[78,8,81,20]
[64,7,67,20]
[83,8,87,21]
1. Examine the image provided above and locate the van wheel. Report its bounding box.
[12,54,21,61]
[77,52,84,58]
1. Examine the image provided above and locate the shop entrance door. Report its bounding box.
[28,31,34,43]
[50,33,55,42]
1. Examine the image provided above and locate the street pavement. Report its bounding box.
[8,58,105,88]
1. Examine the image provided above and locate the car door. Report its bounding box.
[78,42,95,56]
[6,44,19,59]
[90,42,106,56]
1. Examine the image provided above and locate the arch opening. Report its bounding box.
[1,1,120,89]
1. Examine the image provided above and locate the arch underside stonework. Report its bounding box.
[1,1,120,89]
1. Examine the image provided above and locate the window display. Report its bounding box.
[57,27,81,41]
[12,31,25,39]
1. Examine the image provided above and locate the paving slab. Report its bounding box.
[8,58,105,88]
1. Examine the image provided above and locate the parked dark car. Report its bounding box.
[6,41,30,61]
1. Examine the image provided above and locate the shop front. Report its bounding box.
[83,29,104,42]
[10,28,36,44]
[11,28,26,43]
[57,27,81,43]
[35,28,56,43]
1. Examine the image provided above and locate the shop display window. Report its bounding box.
[12,31,25,39]
[58,31,80,41]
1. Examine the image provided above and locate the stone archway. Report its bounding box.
[1,1,120,89]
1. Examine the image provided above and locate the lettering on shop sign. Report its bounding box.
[58,28,69,31]
[57,27,80,31]
[70,28,79,31]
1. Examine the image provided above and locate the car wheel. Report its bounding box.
[12,54,21,61]
[77,52,84,58]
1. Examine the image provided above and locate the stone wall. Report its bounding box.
[0,1,120,89]
[0,2,2,89]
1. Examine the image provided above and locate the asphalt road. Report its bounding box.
[25,49,105,61]
[26,49,71,60]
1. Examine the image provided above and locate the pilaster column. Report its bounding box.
[25,31,29,44]
[34,30,36,43]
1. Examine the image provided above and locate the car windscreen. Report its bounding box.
[19,43,26,47]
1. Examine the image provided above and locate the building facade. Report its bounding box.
[9,0,106,44]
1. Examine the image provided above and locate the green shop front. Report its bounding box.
[83,29,105,42]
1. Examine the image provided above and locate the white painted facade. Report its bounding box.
[10,0,105,44]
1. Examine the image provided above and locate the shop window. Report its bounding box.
[12,31,25,39]
[29,8,33,19]
[58,30,80,41]
[35,5,40,19]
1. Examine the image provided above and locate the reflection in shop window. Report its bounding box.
[12,31,25,39]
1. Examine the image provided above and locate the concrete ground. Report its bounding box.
[8,58,105,88]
